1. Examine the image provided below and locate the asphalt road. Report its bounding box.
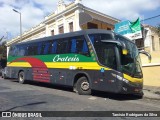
[0,77,159,120]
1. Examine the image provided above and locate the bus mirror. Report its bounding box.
[101,40,122,46]
[101,40,128,55]
[139,50,151,63]
[122,49,128,55]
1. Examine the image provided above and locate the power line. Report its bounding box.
[141,14,160,21]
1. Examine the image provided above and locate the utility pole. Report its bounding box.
[13,9,22,41]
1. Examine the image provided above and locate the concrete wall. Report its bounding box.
[141,51,160,87]
[142,66,160,87]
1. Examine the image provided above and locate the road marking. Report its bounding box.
[88,97,97,100]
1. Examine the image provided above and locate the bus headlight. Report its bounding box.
[116,75,129,83]
[122,78,129,83]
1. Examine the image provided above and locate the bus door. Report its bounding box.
[93,44,120,92]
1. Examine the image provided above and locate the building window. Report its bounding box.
[69,22,73,32]
[59,25,64,34]
[135,39,144,49]
[87,22,98,29]
[152,36,155,51]
[51,30,54,36]
[107,28,111,30]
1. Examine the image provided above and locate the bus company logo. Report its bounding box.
[2,112,11,117]
[53,55,79,62]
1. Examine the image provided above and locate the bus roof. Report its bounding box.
[12,29,115,46]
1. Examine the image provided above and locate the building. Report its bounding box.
[142,25,160,52]
[6,0,120,49]
[137,25,160,65]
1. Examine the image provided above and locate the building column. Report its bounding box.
[45,24,50,36]
[63,16,67,33]
[74,9,81,31]
[55,18,59,35]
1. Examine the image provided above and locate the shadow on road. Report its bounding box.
[5,101,47,111]
[91,91,142,101]
[12,79,74,92]
[10,79,142,101]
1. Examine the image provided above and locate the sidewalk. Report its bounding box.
[143,85,160,99]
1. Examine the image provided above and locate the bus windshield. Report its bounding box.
[115,35,143,78]
[88,33,142,78]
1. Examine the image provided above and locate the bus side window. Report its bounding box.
[38,43,42,55]
[51,41,57,54]
[12,46,19,56]
[76,37,90,56]
[44,42,50,54]
[103,47,117,70]
[9,46,15,56]
[27,45,32,55]
[48,41,54,54]
[71,39,76,53]
[57,40,69,54]
[40,43,45,55]
[18,45,26,56]
[28,44,38,55]
[82,39,89,55]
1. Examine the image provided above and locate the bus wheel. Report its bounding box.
[75,77,91,95]
[134,92,144,99]
[18,71,26,84]
[3,74,7,79]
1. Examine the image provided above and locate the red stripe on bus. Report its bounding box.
[13,57,51,82]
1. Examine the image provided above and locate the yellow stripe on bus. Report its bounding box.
[7,62,142,83]
[7,62,110,70]
[7,62,32,67]
[123,74,143,83]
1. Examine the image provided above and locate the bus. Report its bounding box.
[5,29,151,97]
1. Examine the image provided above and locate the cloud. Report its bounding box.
[82,0,160,20]
[0,0,160,40]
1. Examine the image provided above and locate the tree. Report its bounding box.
[0,36,4,43]
[0,41,7,59]
[0,41,7,68]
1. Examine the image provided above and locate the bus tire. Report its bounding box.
[134,92,143,99]
[3,74,7,79]
[75,77,91,95]
[18,71,26,84]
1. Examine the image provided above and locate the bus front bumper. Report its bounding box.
[120,81,143,96]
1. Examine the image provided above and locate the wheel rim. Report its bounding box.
[81,81,89,91]
[19,73,24,82]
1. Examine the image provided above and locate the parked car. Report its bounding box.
[1,67,7,79]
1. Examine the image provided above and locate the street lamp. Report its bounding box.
[13,9,22,41]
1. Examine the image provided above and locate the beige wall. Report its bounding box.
[142,66,160,87]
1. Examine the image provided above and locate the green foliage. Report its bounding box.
[0,41,7,60]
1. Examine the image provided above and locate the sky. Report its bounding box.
[0,0,160,42]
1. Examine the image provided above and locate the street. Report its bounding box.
[0,77,159,120]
